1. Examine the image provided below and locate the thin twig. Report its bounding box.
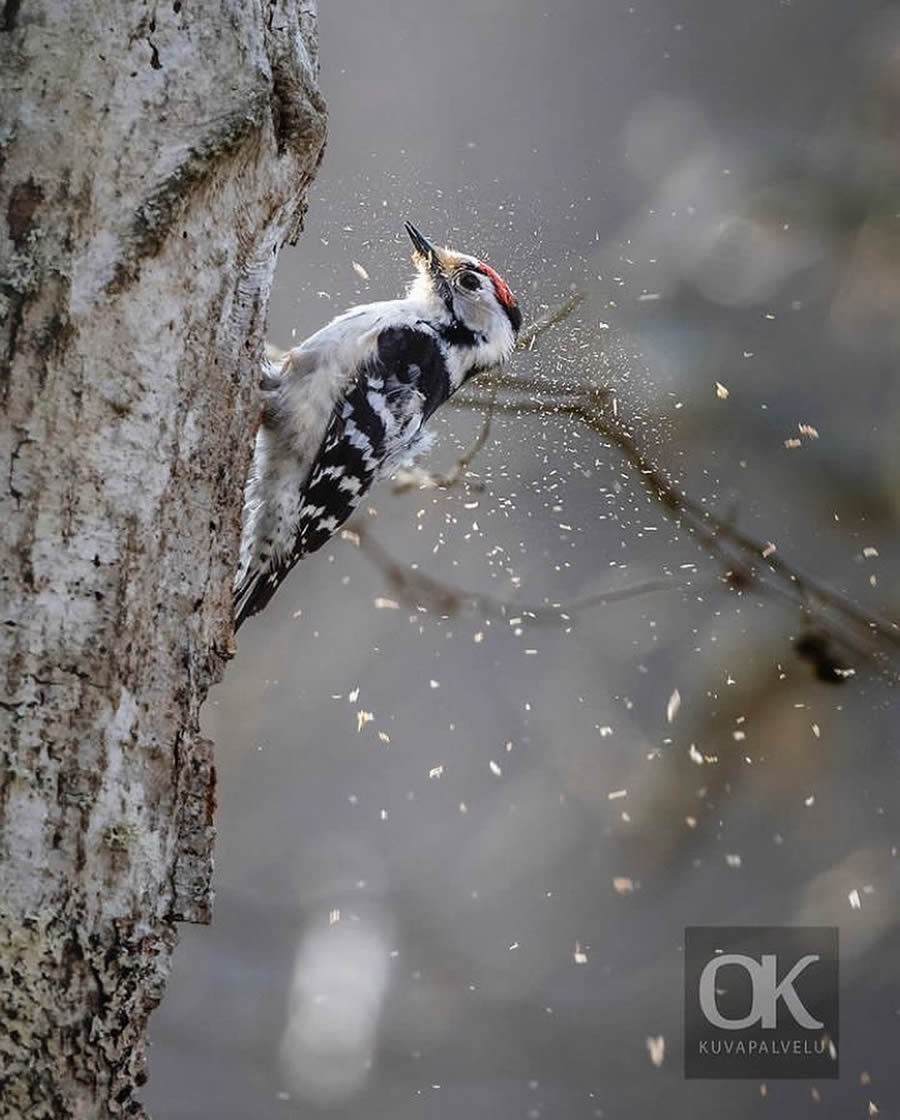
[516,292,587,350]
[351,526,682,623]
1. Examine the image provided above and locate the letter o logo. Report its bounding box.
[699,954,823,1030]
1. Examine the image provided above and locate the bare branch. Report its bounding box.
[394,291,900,680]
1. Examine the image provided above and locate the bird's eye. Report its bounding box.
[458,271,481,292]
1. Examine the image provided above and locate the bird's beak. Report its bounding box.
[405,221,441,273]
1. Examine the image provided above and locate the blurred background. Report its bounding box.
[149,1,899,1116]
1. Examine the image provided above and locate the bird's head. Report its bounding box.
[405,222,521,371]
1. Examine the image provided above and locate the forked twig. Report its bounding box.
[378,292,899,679]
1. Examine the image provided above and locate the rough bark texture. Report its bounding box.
[0,3,326,1115]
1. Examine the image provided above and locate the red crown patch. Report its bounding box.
[478,263,517,309]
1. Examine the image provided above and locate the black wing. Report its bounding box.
[234,326,450,630]
[233,395,370,629]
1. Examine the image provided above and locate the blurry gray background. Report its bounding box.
[148,1,900,1116]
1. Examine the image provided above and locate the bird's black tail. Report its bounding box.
[233,568,283,632]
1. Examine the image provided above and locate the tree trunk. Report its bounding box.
[0,2,326,1115]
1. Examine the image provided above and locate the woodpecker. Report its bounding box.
[233,222,521,629]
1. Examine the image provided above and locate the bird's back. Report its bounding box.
[233,308,449,627]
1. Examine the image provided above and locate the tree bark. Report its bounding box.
[0,2,326,1115]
